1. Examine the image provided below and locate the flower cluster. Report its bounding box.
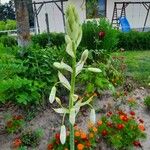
[95,110,146,149]
[47,125,97,150]
[48,110,146,150]
[5,115,24,134]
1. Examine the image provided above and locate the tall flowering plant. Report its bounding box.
[49,5,101,150]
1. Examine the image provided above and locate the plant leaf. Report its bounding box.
[72,94,78,102]
[76,62,84,76]
[61,61,72,72]
[81,96,94,106]
[53,108,69,114]
[58,72,71,90]
[55,97,62,106]
[87,68,102,73]
[49,86,56,103]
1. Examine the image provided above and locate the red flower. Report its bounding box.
[117,124,124,130]
[47,144,53,150]
[7,121,13,128]
[107,111,112,117]
[55,133,60,141]
[107,122,113,127]
[99,31,105,39]
[133,141,141,147]
[13,115,23,120]
[139,119,144,123]
[120,115,128,122]
[130,111,135,116]
[101,130,108,136]
[12,138,22,148]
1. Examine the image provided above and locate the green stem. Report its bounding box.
[69,52,76,150]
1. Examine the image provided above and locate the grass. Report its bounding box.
[113,51,150,87]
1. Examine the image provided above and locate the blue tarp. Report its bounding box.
[119,17,131,32]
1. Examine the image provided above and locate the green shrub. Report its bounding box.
[144,96,150,109]
[118,31,150,50]
[0,45,43,105]
[81,18,119,50]
[0,20,16,31]
[32,32,65,48]
[21,129,44,147]
[0,35,17,47]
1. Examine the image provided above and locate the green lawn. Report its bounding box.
[114,51,150,87]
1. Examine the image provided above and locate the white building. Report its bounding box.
[32,0,150,33]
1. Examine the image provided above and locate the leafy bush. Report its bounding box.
[0,45,42,105]
[81,19,119,51]
[32,32,65,48]
[144,96,150,109]
[12,129,43,149]
[21,45,69,97]
[20,129,44,147]
[0,20,16,31]
[0,35,17,46]
[118,31,150,50]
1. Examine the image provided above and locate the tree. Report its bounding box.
[14,0,30,47]
[0,1,15,21]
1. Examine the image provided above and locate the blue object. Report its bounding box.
[119,17,131,32]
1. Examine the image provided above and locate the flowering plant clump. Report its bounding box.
[47,125,97,150]
[96,111,146,150]
[12,129,43,149]
[49,5,101,150]
[5,115,25,134]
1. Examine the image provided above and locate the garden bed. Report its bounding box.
[0,82,150,150]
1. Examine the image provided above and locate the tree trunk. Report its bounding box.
[14,0,30,47]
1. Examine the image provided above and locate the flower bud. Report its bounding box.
[90,109,96,124]
[69,108,76,125]
[60,125,66,144]
[49,86,56,103]
[80,50,89,63]
[87,68,102,73]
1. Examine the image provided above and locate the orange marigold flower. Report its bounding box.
[77,143,84,150]
[75,131,80,137]
[97,120,103,126]
[12,138,22,148]
[80,132,87,139]
[89,133,94,138]
[47,144,53,150]
[138,124,145,131]
[7,121,13,128]
[120,115,128,122]
[88,122,94,128]
[93,127,97,133]
[128,97,136,103]
[86,141,91,147]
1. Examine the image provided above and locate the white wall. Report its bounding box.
[33,0,86,33]
[106,0,150,29]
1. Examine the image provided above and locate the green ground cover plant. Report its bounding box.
[144,96,150,109]
[113,51,150,86]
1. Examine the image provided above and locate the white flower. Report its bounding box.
[90,109,96,124]
[60,125,66,144]
[69,108,76,125]
[49,86,56,103]
[87,68,102,73]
